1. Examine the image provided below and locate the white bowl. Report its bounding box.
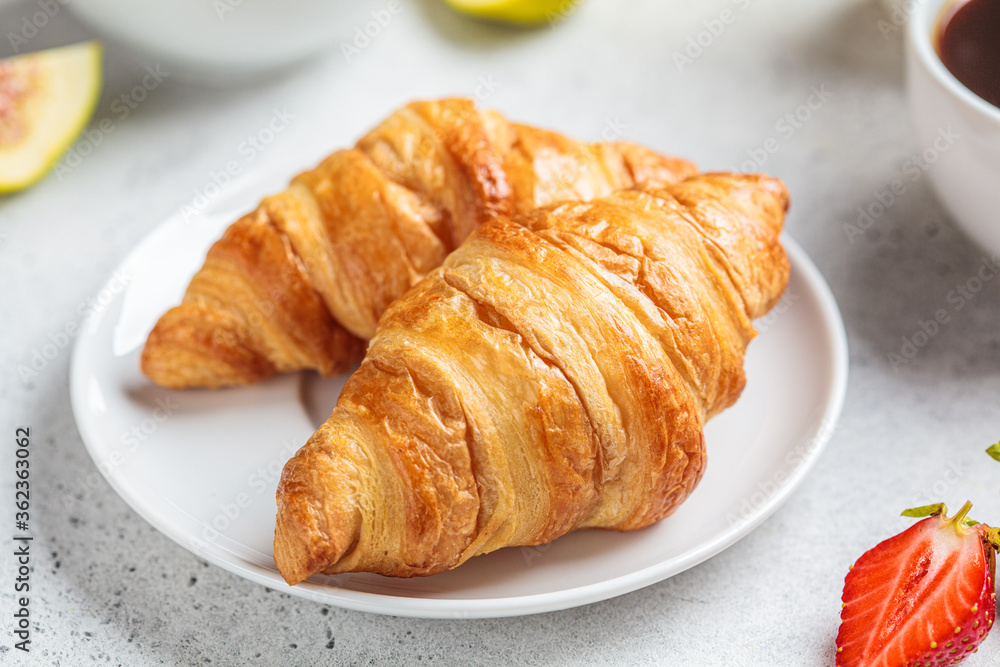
[906,0,1000,255]
[67,0,371,84]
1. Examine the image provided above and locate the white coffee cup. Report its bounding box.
[906,0,1000,255]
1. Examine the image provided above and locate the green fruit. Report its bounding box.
[444,0,582,25]
[0,41,103,194]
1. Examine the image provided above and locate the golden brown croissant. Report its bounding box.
[273,172,790,584]
[141,98,697,389]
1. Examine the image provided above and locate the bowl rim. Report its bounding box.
[908,0,1000,126]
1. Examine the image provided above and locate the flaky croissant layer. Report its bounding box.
[141,98,697,389]
[274,172,790,585]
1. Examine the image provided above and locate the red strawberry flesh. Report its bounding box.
[837,505,997,667]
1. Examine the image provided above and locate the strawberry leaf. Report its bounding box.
[986,441,1000,462]
[901,503,947,518]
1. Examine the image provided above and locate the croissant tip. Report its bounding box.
[274,506,353,585]
[274,442,366,584]
[140,304,283,389]
[274,499,321,586]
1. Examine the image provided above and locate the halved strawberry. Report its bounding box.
[836,501,999,667]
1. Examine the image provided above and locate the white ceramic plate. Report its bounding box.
[70,165,849,619]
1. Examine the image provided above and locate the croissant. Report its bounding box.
[274,172,790,584]
[141,98,697,389]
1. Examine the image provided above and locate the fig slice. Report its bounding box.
[0,41,102,193]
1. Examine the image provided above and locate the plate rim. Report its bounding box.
[71,215,849,619]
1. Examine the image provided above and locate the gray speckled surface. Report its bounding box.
[2,0,1000,664]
